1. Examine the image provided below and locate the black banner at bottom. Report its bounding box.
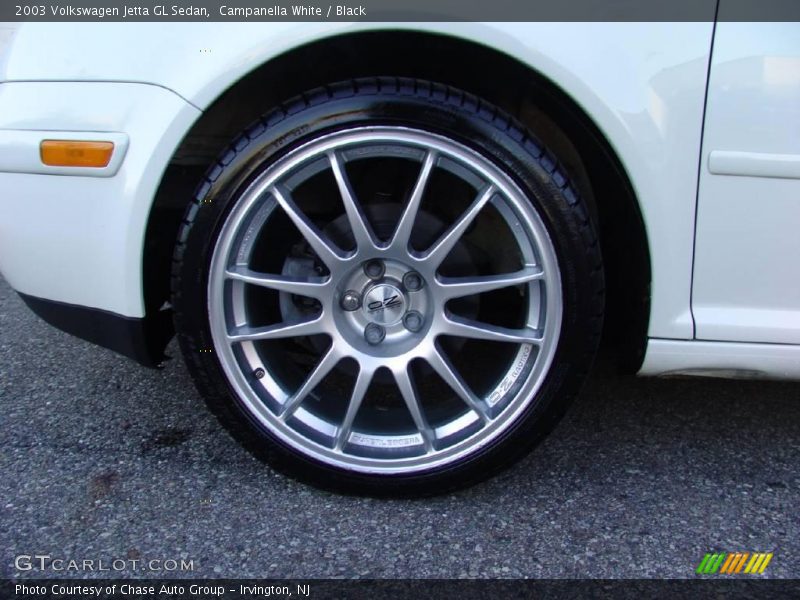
[3,579,800,600]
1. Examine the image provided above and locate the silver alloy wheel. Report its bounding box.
[208,127,562,474]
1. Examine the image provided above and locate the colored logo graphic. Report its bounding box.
[696,552,773,575]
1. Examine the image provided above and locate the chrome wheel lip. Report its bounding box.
[208,126,563,475]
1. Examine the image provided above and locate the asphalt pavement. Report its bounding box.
[1,275,798,579]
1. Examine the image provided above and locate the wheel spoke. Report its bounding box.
[437,265,544,300]
[271,185,344,268]
[389,150,437,251]
[329,151,378,251]
[425,349,488,423]
[280,346,341,420]
[393,366,435,452]
[335,365,374,451]
[422,184,496,267]
[228,316,326,343]
[442,316,543,345]
[226,266,329,299]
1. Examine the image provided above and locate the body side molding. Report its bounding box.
[708,150,800,179]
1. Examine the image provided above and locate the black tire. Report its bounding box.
[172,77,603,496]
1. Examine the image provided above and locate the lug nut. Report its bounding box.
[363,259,385,280]
[403,311,424,333]
[340,290,361,311]
[403,271,424,291]
[364,323,386,345]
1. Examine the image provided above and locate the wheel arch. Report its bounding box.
[144,29,651,369]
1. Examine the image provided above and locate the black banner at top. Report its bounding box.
[2,0,800,22]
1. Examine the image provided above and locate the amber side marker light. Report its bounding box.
[40,140,114,168]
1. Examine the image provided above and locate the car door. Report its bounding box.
[692,22,800,344]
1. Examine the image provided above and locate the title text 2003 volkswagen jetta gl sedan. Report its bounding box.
[0,22,798,494]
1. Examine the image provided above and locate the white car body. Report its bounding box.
[1,21,799,378]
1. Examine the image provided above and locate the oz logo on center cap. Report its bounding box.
[364,284,406,325]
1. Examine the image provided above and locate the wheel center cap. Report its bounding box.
[363,284,406,326]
